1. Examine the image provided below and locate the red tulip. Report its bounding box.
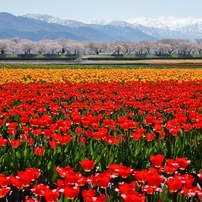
[20,116,29,125]
[7,129,17,136]
[55,166,73,178]
[25,168,41,181]
[58,135,73,145]
[118,181,136,194]
[0,120,4,127]
[25,198,41,202]
[147,173,164,188]
[120,121,130,131]
[119,165,133,178]
[30,118,39,127]
[150,154,165,168]
[44,188,60,202]
[20,133,29,141]
[17,171,33,187]
[10,175,24,189]
[180,186,198,197]
[51,133,61,140]
[48,139,58,149]
[108,163,121,177]
[50,123,59,132]
[0,138,8,147]
[65,171,79,185]
[10,139,20,148]
[131,132,142,141]
[145,115,156,125]
[8,122,18,129]
[26,138,34,146]
[84,194,107,202]
[133,170,148,183]
[166,159,179,170]
[75,127,82,135]
[163,165,178,175]
[95,171,111,189]
[71,114,81,124]
[84,129,93,138]
[77,176,88,186]
[104,135,120,145]
[0,187,11,198]
[79,159,94,172]
[81,117,91,127]
[0,174,10,187]
[32,129,42,136]
[31,183,49,196]
[158,131,166,139]
[141,185,162,194]
[152,124,163,133]
[63,186,80,199]
[182,174,195,189]
[169,127,180,136]
[79,137,86,145]
[102,119,116,129]
[175,158,190,170]
[43,129,52,138]
[87,175,96,188]
[34,147,45,155]
[82,189,96,199]
[145,133,155,141]
[166,176,182,192]
[121,191,146,202]
[197,190,202,200]
[22,126,31,134]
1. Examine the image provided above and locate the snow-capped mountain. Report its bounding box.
[23,14,84,27]
[0,12,202,41]
[22,13,202,41]
[24,13,202,32]
[126,16,202,31]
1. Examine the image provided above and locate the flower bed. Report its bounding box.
[0,68,202,201]
[0,68,202,83]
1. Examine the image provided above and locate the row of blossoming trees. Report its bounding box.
[0,38,202,56]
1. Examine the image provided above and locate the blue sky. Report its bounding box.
[1,0,202,21]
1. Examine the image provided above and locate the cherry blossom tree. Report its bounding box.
[119,41,136,54]
[36,40,49,54]
[56,38,70,54]
[195,39,202,54]
[136,40,153,55]
[45,40,62,54]
[174,39,193,55]
[67,40,83,55]
[158,39,176,54]
[9,38,21,54]
[20,39,37,54]
[110,41,126,55]
[0,39,9,54]
[87,41,108,55]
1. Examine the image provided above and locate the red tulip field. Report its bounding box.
[0,66,202,201]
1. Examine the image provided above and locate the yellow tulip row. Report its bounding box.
[0,68,201,83]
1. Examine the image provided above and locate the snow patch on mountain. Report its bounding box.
[126,16,202,31]
[23,14,84,27]
[83,19,111,25]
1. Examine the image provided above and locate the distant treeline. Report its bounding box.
[0,38,202,57]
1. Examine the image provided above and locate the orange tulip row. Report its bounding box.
[0,68,202,83]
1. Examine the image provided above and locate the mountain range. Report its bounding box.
[0,12,201,42]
